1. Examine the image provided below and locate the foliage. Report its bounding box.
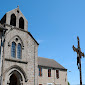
[68,82,70,85]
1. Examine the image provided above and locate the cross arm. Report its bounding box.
[80,52,85,57]
[72,45,78,52]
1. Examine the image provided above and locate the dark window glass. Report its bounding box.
[17,43,22,59]
[56,70,59,79]
[19,17,24,29]
[48,69,51,77]
[10,14,16,26]
[11,42,16,58]
[39,67,42,76]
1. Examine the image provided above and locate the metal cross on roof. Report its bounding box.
[72,36,85,85]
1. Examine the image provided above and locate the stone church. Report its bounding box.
[0,7,68,85]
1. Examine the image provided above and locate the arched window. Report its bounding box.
[17,43,22,59]
[19,17,24,29]
[11,42,16,58]
[10,14,16,26]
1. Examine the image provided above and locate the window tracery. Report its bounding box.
[10,35,24,59]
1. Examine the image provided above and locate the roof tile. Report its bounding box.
[38,57,67,70]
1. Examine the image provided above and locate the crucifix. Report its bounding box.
[72,36,85,85]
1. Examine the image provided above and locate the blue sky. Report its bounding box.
[0,0,85,85]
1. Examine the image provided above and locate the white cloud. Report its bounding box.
[37,40,44,44]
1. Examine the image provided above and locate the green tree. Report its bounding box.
[68,82,70,85]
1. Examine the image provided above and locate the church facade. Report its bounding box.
[0,7,68,85]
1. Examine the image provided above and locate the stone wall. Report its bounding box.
[6,7,28,31]
[38,67,68,85]
[2,25,38,85]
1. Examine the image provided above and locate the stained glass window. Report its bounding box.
[11,42,16,58]
[17,43,21,59]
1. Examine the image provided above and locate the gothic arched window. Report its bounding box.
[10,14,16,26]
[11,42,16,58]
[17,43,22,59]
[19,17,24,29]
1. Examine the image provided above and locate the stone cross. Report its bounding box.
[72,36,85,85]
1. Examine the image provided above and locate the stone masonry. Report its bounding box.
[0,7,39,85]
[0,7,68,85]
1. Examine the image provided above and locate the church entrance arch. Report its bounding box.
[4,65,28,85]
[9,74,18,85]
[8,70,23,85]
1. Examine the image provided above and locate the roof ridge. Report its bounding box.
[6,7,18,13]
[38,56,54,60]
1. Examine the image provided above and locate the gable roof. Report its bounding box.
[4,24,39,45]
[6,7,27,21]
[0,7,28,25]
[38,57,67,70]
